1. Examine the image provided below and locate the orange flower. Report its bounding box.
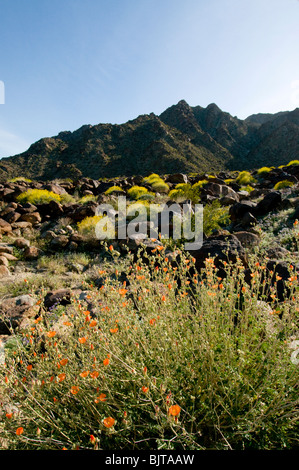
[6,413,13,419]
[142,386,149,393]
[161,295,166,301]
[103,417,115,428]
[58,373,66,382]
[78,337,87,344]
[70,386,79,395]
[103,358,110,366]
[110,327,118,334]
[59,358,68,366]
[168,404,181,416]
[118,289,127,296]
[79,370,89,378]
[90,370,99,379]
[95,393,107,403]
[47,331,56,338]
[16,427,24,436]
[109,245,113,251]
[149,318,156,325]
[27,364,33,371]
[90,434,96,444]
[89,320,97,328]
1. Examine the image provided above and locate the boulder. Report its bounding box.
[256,191,282,216]
[189,233,247,277]
[43,289,72,311]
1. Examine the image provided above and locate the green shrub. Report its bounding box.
[105,186,124,195]
[235,171,256,186]
[203,200,230,236]
[257,167,273,176]
[7,177,32,183]
[273,180,295,190]
[17,189,61,205]
[127,186,149,200]
[77,215,115,239]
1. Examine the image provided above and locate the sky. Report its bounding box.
[0,0,299,158]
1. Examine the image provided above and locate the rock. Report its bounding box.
[0,218,12,234]
[256,191,282,216]
[23,246,41,259]
[266,245,290,259]
[0,244,14,254]
[0,265,10,277]
[190,233,248,277]
[43,289,72,311]
[20,212,42,225]
[233,231,260,249]
[50,235,69,249]
[0,295,37,334]
[14,238,30,249]
[229,202,257,222]
[166,173,189,184]
[0,256,9,266]
[0,252,18,261]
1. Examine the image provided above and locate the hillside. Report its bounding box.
[0,100,298,182]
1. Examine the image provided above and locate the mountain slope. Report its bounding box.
[0,101,298,181]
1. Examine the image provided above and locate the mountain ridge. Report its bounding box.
[0,101,298,181]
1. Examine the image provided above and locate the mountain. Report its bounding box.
[0,100,298,182]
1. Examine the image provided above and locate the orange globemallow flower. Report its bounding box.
[103,417,115,428]
[70,386,79,395]
[118,289,127,296]
[142,386,149,393]
[95,393,107,403]
[27,364,33,371]
[79,370,90,378]
[103,358,110,366]
[16,427,24,436]
[110,327,118,334]
[78,337,87,344]
[47,331,56,338]
[90,370,99,379]
[59,359,68,366]
[58,373,66,382]
[168,405,181,416]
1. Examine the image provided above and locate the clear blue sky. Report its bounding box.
[0,0,298,158]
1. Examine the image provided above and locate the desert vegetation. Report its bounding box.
[0,162,298,450]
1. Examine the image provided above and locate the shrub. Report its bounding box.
[7,177,32,183]
[17,189,61,205]
[142,174,169,194]
[105,186,124,195]
[79,195,98,205]
[203,200,230,236]
[77,215,115,239]
[235,171,256,186]
[273,180,295,190]
[1,252,298,450]
[127,186,149,200]
[151,180,170,194]
[257,167,273,176]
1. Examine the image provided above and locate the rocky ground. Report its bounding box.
[0,165,299,360]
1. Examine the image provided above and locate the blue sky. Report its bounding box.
[0,0,298,158]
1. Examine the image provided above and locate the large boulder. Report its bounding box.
[190,233,247,277]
